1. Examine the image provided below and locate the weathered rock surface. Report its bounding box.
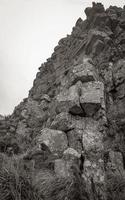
[56,82,83,115]
[82,119,104,185]
[50,112,85,132]
[37,128,68,155]
[54,148,81,177]
[85,29,110,55]
[82,119,103,154]
[80,81,105,116]
[1,2,125,200]
[69,57,97,85]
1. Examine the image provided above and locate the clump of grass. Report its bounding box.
[106,171,125,200]
[0,154,41,200]
[33,165,90,200]
[0,153,90,200]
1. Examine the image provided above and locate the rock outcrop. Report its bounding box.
[0,2,125,200]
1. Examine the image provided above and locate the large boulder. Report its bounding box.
[50,112,85,132]
[80,81,105,117]
[82,119,103,154]
[50,112,73,131]
[69,57,97,85]
[37,128,68,155]
[56,82,83,115]
[85,29,110,54]
[54,148,81,177]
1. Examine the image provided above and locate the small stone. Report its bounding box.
[84,160,91,167]
[40,94,51,102]
[21,109,29,119]
[63,148,81,158]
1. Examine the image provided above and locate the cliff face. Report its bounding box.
[0,2,125,200]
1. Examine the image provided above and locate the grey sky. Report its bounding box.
[0,0,125,115]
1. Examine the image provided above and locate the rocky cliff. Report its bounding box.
[0,2,125,200]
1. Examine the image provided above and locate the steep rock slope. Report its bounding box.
[0,2,125,200]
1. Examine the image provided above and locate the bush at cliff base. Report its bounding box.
[0,154,89,200]
[106,171,125,200]
[0,154,41,200]
[33,166,89,200]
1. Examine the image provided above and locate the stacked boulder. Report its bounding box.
[0,2,125,199]
[35,56,106,199]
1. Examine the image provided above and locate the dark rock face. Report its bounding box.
[1,2,125,200]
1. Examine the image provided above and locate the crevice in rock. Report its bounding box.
[69,110,86,117]
[110,87,117,101]
[122,152,125,170]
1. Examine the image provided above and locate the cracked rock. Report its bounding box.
[80,81,105,117]
[54,148,80,177]
[50,112,85,132]
[69,57,97,85]
[37,128,68,155]
[56,82,83,115]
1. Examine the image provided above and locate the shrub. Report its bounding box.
[33,165,90,200]
[0,154,41,200]
[0,154,90,200]
[106,171,125,200]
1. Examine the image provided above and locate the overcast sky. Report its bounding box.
[0,0,125,115]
